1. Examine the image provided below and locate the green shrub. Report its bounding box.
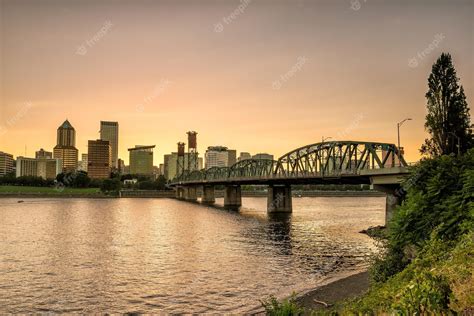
[260,294,305,316]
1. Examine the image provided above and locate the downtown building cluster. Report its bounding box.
[0,120,274,182]
[0,120,156,180]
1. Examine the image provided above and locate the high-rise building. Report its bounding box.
[252,153,274,160]
[78,153,88,172]
[163,152,203,180]
[87,140,111,179]
[35,148,52,159]
[238,152,252,161]
[129,145,155,175]
[228,149,237,166]
[204,146,237,169]
[117,158,126,174]
[100,121,119,169]
[0,151,14,176]
[53,120,78,172]
[16,157,62,179]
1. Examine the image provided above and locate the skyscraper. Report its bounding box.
[53,120,78,172]
[129,145,155,175]
[100,121,119,169]
[0,151,14,176]
[87,140,111,179]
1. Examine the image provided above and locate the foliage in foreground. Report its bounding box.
[371,149,474,283]
[261,295,305,316]
[342,232,473,314]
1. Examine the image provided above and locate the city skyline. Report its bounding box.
[1,0,473,165]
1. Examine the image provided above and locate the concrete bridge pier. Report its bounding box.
[267,185,292,213]
[175,187,185,199]
[224,185,241,209]
[372,184,401,226]
[201,185,215,204]
[183,186,197,202]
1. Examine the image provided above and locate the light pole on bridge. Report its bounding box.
[397,118,412,166]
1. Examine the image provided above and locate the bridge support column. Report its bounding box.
[202,185,215,204]
[224,185,241,209]
[176,187,185,199]
[267,185,292,213]
[183,186,197,202]
[372,184,401,226]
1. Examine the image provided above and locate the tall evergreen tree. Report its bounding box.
[420,53,473,156]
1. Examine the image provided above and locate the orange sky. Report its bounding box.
[0,0,472,165]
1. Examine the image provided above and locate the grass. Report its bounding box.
[0,185,102,195]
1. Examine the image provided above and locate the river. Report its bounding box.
[0,197,384,313]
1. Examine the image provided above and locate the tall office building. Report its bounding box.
[53,120,78,172]
[238,152,252,161]
[163,152,203,180]
[129,145,155,175]
[78,153,88,172]
[252,153,274,160]
[35,148,52,159]
[16,157,62,179]
[0,151,14,176]
[100,121,119,169]
[87,140,112,179]
[204,146,237,169]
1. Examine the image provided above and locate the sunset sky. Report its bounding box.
[0,0,472,165]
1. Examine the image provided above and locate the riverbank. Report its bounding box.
[295,270,369,311]
[247,269,369,314]
[0,185,385,198]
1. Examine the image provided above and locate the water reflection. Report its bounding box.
[0,197,384,313]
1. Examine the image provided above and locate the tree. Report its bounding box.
[421,53,473,157]
[100,178,121,193]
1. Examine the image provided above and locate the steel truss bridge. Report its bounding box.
[170,141,410,225]
[170,141,408,186]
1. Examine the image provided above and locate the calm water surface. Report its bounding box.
[0,197,384,313]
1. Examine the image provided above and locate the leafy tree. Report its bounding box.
[100,178,121,192]
[371,149,474,282]
[421,53,473,156]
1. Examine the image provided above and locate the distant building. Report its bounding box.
[129,145,155,175]
[228,149,237,166]
[163,153,203,180]
[16,157,62,179]
[0,151,14,176]
[87,140,111,179]
[35,148,52,159]
[204,146,237,169]
[53,119,78,172]
[117,158,126,174]
[100,121,119,169]
[252,153,274,160]
[159,163,164,176]
[238,152,251,161]
[78,153,88,172]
